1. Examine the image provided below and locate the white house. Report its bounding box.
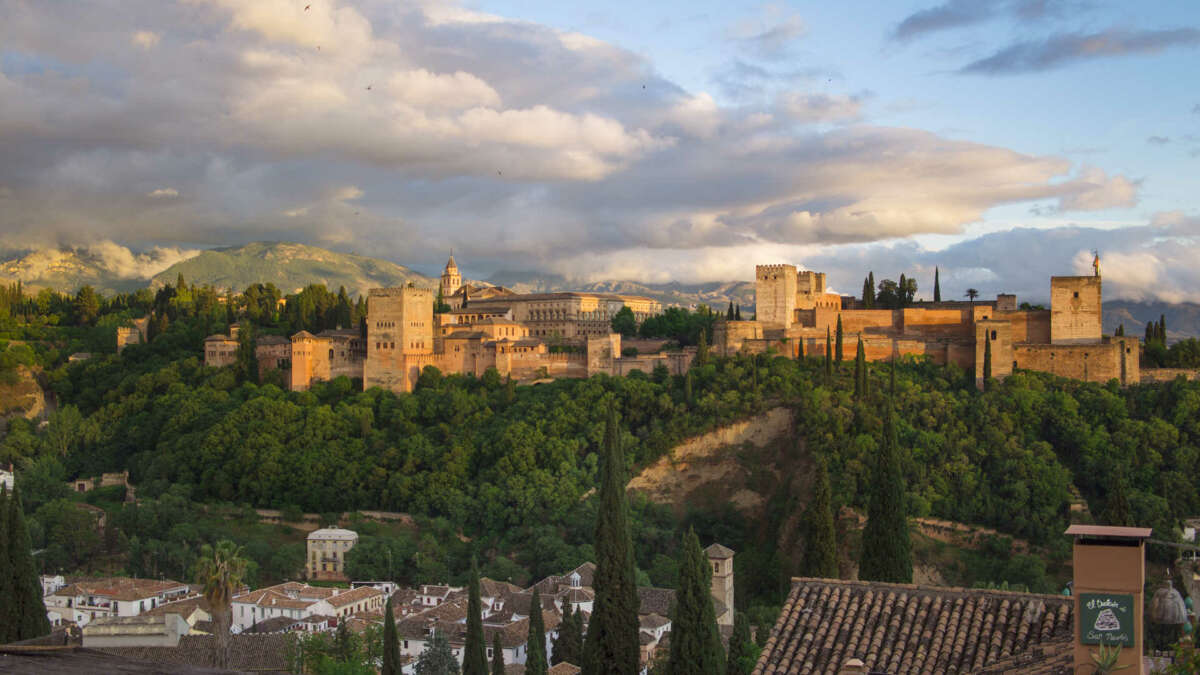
[43,578,194,627]
[0,466,14,492]
[231,581,383,631]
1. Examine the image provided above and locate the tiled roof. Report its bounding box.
[327,586,382,609]
[53,578,190,603]
[143,597,211,619]
[244,616,300,634]
[976,638,1074,674]
[255,335,290,345]
[95,633,292,672]
[705,543,736,559]
[306,528,358,541]
[549,662,582,674]
[637,587,675,617]
[753,578,1074,675]
[639,613,670,630]
[0,646,231,674]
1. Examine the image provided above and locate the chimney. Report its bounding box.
[1066,524,1151,674]
[838,657,866,675]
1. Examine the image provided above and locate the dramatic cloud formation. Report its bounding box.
[0,0,1167,296]
[961,28,1200,74]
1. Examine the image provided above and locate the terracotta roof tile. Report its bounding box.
[752,578,1074,675]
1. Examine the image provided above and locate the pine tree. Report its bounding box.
[982,333,992,391]
[0,487,12,644]
[800,459,838,578]
[933,266,941,302]
[725,612,756,675]
[824,328,832,382]
[853,337,865,400]
[835,315,844,364]
[858,404,913,583]
[464,562,488,675]
[383,597,402,675]
[491,633,505,675]
[667,528,723,675]
[734,305,742,321]
[726,301,734,320]
[867,271,876,308]
[581,406,640,675]
[526,586,548,675]
[7,487,50,641]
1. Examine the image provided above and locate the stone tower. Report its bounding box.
[705,543,735,626]
[756,264,798,328]
[441,254,462,298]
[364,286,434,393]
[1050,276,1102,344]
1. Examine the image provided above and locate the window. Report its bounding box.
[1073,291,1079,298]
[990,330,997,340]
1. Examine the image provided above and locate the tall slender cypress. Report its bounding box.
[526,586,548,675]
[8,487,50,640]
[824,328,832,382]
[725,612,755,675]
[581,406,640,675]
[383,597,401,675]
[552,605,583,665]
[734,305,742,321]
[835,315,844,363]
[726,301,734,320]
[858,404,912,583]
[861,277,872,307]
[695,330,709,366]
[800,460,839,578]
[797,336,804,360]
[854,337,865,400]
[867,271,876,307]
[491,633,505,675]
[0,487,12,644]
[667,529,723,675]
[933,267,941,302]
[464,562,488,675]
[1161,314,1167,341]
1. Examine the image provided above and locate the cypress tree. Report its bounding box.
[552,605,583,665]
[867,271,876,308]
[1103,475,1134,527]
[526,586,548,675]
[933,267,941,302]
[1115,323,1124,336]
[667,528,723,675]
[797,336,804,360]
[491,633,505,675]
[1161,314,1167,341]
[824,328,832,382]
[695,330,709,366]
[858,404,913,583]
[801,459,838,578]
[683,370,694,407]
[861,277,872,307]
[726,301,734,320]
[8,487,50,640]
[581,406,640,675]
[982,333,992,391]
[853,337,865,400]
[734,305,742,321]
[835,315,844,364]
[464,562,488,675]
[0,487,12,644]
[725,612,755,675]
[383,597,401,675]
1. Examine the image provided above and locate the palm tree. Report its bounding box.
[964,288,979,303]
[195,540,249,669]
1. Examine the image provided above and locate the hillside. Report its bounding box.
[151,242,434,297]
[1105,299,1200,342]
[0,247,174,296]
[485,270,757,309]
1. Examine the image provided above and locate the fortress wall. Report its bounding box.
[1050,276,1102,344]
[1014,342,1123,383]
[901,308,974,338]
[812,308,897,335]
[1141,368,1200,383]
[975,320,1014,386]
[997,310,1051,343]
[713,321,763,356]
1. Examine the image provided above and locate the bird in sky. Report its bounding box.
[366,85,372,91]
[304,4,311,10]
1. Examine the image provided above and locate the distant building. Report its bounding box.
[43,578,195,627]
[231,581,383,632]
[116,317,150,353]
[306,528,359,581]
[0,464,13,492]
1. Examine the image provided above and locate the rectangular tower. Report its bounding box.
[1050,276,1102,344]
[755,264,798,328]
[364,286,434,392]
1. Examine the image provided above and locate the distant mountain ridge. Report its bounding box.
[149,242,434,298]
[484,270,757,309]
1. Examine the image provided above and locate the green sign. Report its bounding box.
[1079,593,1135,647]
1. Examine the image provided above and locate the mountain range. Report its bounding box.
[1,242,1197,338]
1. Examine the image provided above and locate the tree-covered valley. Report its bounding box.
[2,281,1199,627]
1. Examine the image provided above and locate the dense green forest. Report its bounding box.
[3,281,1198,619]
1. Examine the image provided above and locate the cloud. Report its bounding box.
[893,0,995,42]
[1147,136,1171,145]
[131,30,160,49]
[1193,104,1200,114]
[961,28,1200,74]
[729,7,808,60]
[0,0,1143,279]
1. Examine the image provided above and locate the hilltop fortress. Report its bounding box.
[204,256,1142,391]
[714,263,1140,386]
[206,255,681,392]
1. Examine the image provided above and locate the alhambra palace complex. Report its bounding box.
[204,255,1142,390]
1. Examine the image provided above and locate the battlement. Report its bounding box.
[756,264,797,277]
[369,286,432,297]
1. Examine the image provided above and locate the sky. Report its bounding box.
[1,0,1199,302]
